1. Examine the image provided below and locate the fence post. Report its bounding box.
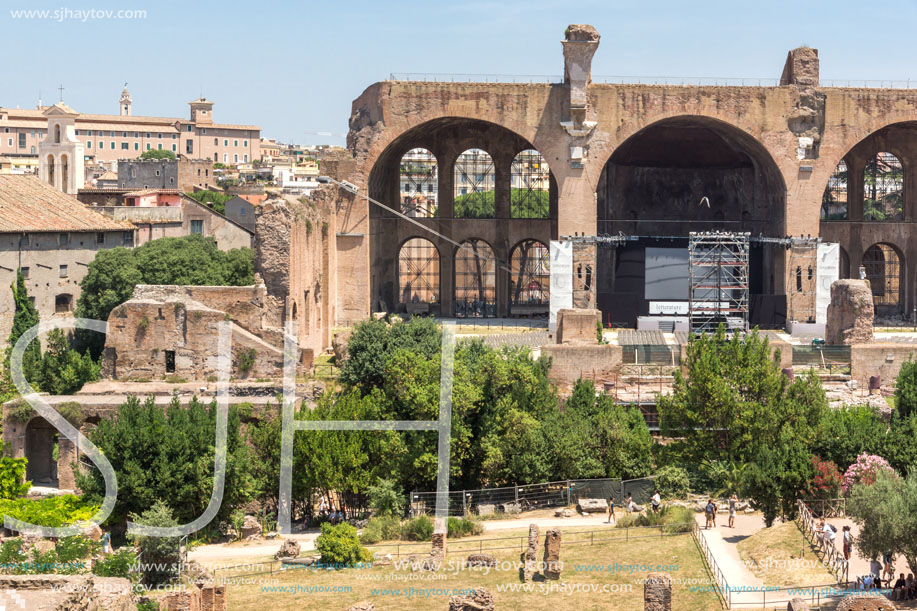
[591,531,594,546]
[566,481,571,506]
[462,491,467,517]
[515,487,519,504]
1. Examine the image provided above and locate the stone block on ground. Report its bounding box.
[466,553,497,567]
[241,515,262,539]
[576,498,606,514]
[644,572,673,611]
[555,508,575,518]
[274,538,300,559]
[501,502,522,515]
[449,587,495,611]
[346,601,375,611]
[477,503,495,517]
[835,594,897,611]
[542,528,562,580]
[787,597,810,611]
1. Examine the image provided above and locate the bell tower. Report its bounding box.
[120,83,131,116]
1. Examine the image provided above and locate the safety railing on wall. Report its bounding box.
[692,521,731,609]
[797,499,849,586]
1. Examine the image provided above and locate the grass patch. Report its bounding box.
[224,531,719,611]
[735,522,834,586]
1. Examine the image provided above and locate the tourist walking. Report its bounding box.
[607,496,615,523]
[842,525,852,561]
[704,498,715,529]
[728,494,737,528]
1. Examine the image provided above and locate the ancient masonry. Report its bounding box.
[521,523,540,582]
[542,528,562,580]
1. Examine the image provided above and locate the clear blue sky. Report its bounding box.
[4,0,917,145]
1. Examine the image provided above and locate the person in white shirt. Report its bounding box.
[651,490,661,513]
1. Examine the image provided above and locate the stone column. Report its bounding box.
[432,532,447,558]
[520,523,539,582]
[542,528,562,580]
[643,573,672,611]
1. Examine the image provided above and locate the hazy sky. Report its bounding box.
[4,0,917,145]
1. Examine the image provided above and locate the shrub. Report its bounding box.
[806,456,843,499]
[367,478,403,517]
[447,517,483,538]
[614,505,693,533]
[359,516,401,544]
[0,457,30,500]
[0,495,99,527]
[93,548,137,580]
[842,453,895,495]
[315,522,372,566]
[655,465,691,499]
[129,500,180,585]
[400,515,433,541]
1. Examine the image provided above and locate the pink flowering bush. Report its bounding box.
[841,453,895,495]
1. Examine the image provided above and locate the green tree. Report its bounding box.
[741,433,813,526]
[75,395,255,526]
[139,149,176,160]
[128,500,180,585]
[37,329,100,395]
[848,468,917,575]
[658,326,827,466]
[4,269,41,393]
[812,405,887,470]
[340,317,441,390]
[894,358,917,420]
[366,478,404,517]
[186,190,233,215]
[75,236,253,356]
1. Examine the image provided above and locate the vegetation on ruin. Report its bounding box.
[0,495,99,527]
[0,457,30,499]
[185,189,233,214]
[129,500,180,585]
[452,189,550,218]
[139,149,176,161]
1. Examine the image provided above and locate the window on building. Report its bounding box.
[86,141,92,149]
[134,132,138,138]
[243,140,248,147]
[234,140,238,147]
[121,142,129,150]
[156,170,160,176]
[59,233,69,246]
[55,294,73,313]
[96,131,102,137]
[190,219,203,235]
[20,266,29,279]
[202,129,207,134]
[123,232,134,247]
[110,142,115,150]
[75,130,79,136]
[224,139,228,146]
[186,140,193,154]
[99,141,104,149]
[187,125,192,132]
[18,133,26,148]
[30,146,35,154]
[223,153,227,162]
[122,132,127,138]
[158,133,162,139]
[59,264,68,278]
[213,138,218,145]
[96,232,105,245]
[233,154,238,163]
[172,144,177,152]
[6,139,11,146]
[243,154,248,162]
[157,143,162,150]
[145,132,151,138]
[146,144,151,150]
[240,207,246,216]
[134,143,139,150]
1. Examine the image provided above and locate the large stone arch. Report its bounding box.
[593,114,789,327]
[367,116,557,317]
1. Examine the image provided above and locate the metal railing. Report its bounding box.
[410,476,655,517]
[387,73,917,89]
[800,498,846,518]
[692,522,732,609]
[797,499,849,585]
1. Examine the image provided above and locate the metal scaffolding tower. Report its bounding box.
[688,231,750,334]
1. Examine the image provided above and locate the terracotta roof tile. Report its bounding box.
[0,175,134,232]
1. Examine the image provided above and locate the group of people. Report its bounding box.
[317,496,347,525]
[703,494,739,529]
[603,489,670,523]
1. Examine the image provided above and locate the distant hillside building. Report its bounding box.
[117,157,216,192]
[0,87,260,164]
